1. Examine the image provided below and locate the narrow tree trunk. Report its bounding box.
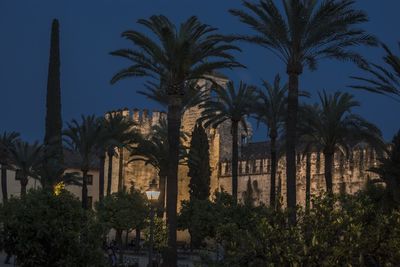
[1,165,8,202]
[118,147,124,192]
[135,228,141,252]
[115,229,123,264]
[286,66,301,225]
[305,152,311,211]
[107,150,113,196]
[269,131,277,208]
[82,169,88,209]
[231,121,239,204]
[125,230,129,248]
[277,173,282,210]
[157,174,166,218]
[304,151,312,267]
[99,153,105,203]
[163,97,182,267]
[324,149,334,195]
[20,176,28,196]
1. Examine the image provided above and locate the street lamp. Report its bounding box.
[146,179,160,267]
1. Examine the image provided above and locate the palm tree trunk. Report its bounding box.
[269,132,277,208]
[324,149,334,195]
[163,96,182,267]
[305,152,311,211]
[157,174,166,218]
[286,66,301,224]
[20,176,28,196]
[231,120,239,204]
[107,150,113,196]
[82,169,88,209]
[99,153,105,203]
[1,165,8,202]
[277,173,282,210]
[118,147,124,192]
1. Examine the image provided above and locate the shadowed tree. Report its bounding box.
[300,91,383,194]
[110,15,242,266]
[43,19,64,189]
[230,0,377,223]
[0,132,20,201]
[139,80,208,115]
[64,115,102,209]
[253,74,287,208]
[369,130,400,205]
[188,123,211,201]
[200,81,256,203]
[351,42,400,101]
[99,113,137,198]
[242,177,255,206]
[96,189,149,264]
[9,141,42,196]
[129,118,188,218]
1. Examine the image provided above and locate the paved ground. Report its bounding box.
[0,252,196,267]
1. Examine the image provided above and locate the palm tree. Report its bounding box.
[230,0,376,222]
[139,80,208,115]
[351,42,400,101]
[64,115,102,209]
[99,113,137,198]
[253,74,287,208]
[129,119,187,218]
[110,15,241,266]
[299,91,383,194]
[9,141,42,196]
[369,130,400,205]
[0,132,20,201]
[200,81,256,203]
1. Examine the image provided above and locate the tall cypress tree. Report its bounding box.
[43,19,63,187]
[188,123,211,201]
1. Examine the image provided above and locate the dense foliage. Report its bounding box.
[0,189,105,267]
[143,216,168,252]
[43,18,63,188]
[96,189,149,246]
[188,123,211,201]
[178,189,400,266]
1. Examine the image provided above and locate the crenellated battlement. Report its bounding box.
[106,108,166,135]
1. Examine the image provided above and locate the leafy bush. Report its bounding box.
[179,190,400,266]
[0,189,106,267]
[143,216,168,252]
[302,193,400,266]
[96,189,148,240]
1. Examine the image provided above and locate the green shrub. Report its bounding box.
[179,190,400,266]
[0,189,106,267]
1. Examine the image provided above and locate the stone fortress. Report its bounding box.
[106,75,379,208]
[0,75,378,208]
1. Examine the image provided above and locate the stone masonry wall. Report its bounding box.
[218,147,378,207]
[105,76,378,210]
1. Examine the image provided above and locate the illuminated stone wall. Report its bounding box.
[219,146,378,207]
[104,76,379,210]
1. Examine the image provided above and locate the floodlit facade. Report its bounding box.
[0,76,379,209]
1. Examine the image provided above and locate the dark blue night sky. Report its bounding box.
[1,0,399,142]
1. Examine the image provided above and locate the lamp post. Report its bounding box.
[145,179,160,267]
